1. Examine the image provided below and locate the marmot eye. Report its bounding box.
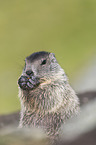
[41,59,47,65]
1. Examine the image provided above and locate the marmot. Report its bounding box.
[18,51,79,139]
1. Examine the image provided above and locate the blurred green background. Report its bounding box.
[0,0,96,114]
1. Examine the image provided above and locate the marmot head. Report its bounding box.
[18,51,65,91]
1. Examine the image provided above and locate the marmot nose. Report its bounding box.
[26,70,34,76]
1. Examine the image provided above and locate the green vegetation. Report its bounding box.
[0,0,96,114]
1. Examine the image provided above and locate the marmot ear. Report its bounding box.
[49,53,55,58]
[49,53,57,63]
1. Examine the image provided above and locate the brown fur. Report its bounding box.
[18,51,80,140]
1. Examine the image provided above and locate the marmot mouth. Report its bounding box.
[18,76,40,90]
